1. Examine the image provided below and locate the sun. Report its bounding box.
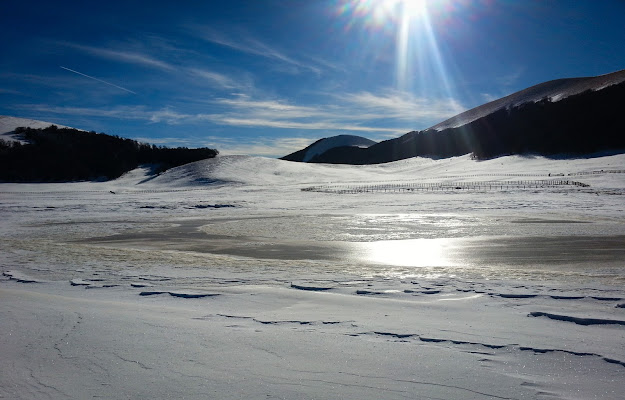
[380,0,428,20]
[341,0,430,26]
[336,0,457,96]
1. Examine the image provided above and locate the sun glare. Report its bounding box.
[341,0,431,30]
[382,0,428,19]
[336,0,459,102]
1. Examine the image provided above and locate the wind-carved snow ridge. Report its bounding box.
[70,278,93,286]
[591,296,623,301]
[360,331,625,368]
[139,290,220,299]
[130,282,154,288]
[495,293,538,299]
[517,347,625,368]
[290,282,334,291]
[528,311,625,326]
[69,277,119,288]
[3,270,43,283]
[207,310,625,370]
[363,331,507,348]
[198,313,349,326]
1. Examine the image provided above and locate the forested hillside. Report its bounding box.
[0,126,218,182]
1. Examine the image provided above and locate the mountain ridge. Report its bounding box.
[429,69,625,132]
[283,69,625,164]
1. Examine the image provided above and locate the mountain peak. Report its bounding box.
[281,135,376,162]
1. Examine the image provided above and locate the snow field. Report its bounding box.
[1,153,625,399]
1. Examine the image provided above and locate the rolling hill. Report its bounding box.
[0,115,78,143]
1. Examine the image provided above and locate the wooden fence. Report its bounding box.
[302,179,590,194]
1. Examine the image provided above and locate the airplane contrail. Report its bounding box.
[60,66,137,94]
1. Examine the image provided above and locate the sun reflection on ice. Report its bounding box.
[357,237,455,267]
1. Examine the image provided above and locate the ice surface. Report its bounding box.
[1,153,625,399]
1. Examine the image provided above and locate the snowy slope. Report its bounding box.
[148,154,384,187]
[429,69,625,131]
[143,152,625,191]
[0,115,77,143]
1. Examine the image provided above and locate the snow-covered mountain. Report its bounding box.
[281,135,376,162]
[0,115,77,143]
[429,69,625,131]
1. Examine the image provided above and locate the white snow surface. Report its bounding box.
[0,115,78,143]
[302,134,376,162]
[430,69,625,131]
[2,153,625,399]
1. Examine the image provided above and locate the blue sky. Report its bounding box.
[2,0,625,157]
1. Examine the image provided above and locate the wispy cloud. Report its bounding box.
[16,83,466,148]
[207,94,405,133]
[60,40,255,94]
[17,104,193,124]
[336,90,465,122]
[61,42,175,71]
[206,115,399,133]
[480,93,498,103]
[215,96,323,118]
[60,66,137,94]
[495,67,525,87]
[195,28,323,75]
[17,101,400,134]
[187,68,252,91]
[206,90,465,134]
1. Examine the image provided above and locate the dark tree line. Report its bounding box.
[306,80,625,164]
[464,81,625,159]
[0,126,218,182]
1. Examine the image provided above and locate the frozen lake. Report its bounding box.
[84,215,625,284]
